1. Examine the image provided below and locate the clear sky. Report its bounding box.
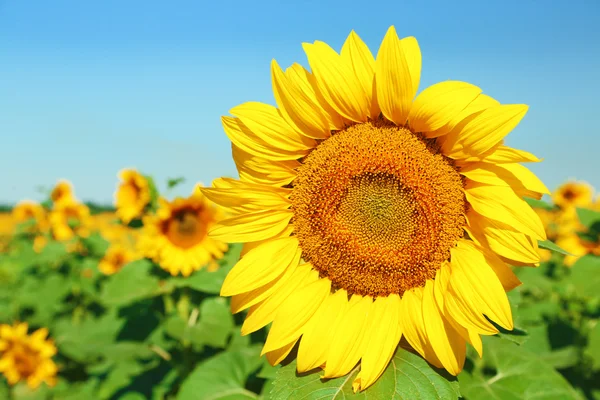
[1,0,599,204]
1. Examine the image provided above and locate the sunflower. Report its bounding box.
[552,181,593,210]
[50,179,75,206]
[48,200,92,242]
[137,185,228,276]
[201,26,548,391]
[99,244,136,275]
[11,200,49,233]
[114,168,151,224]
[0,322,58,389]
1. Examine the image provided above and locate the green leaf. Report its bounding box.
[177,346,263,400]
[576,207,600,230]
[459,336,582,400]
[100,259,168,306]
[80,232,110,257]
[169,266,230,294]
[167,176,186,189]
[586,321,600,370]
[268,346,459,400]
[525,197,554,211]
[538,239,573,256]
[566,255,600,297]
[165,298,234,349]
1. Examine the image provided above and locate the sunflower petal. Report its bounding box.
[266,338,299,366]
[241,263,313,335]
[302,41,369,122]
[341,30,379,119]
[450,240,513,330]
[271,60,331,139]
[297,289,349,373]
[208,209,292,243]
[323,295,372,378]
[409,81,481,133]
[353,294,402,391]
[220,237,299,296]
[375,26,414,126]
[261,274,331,354]
[422,280,466,376]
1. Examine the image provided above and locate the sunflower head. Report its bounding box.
[11,200,49,233]
[202,26,549,391]
[552,181,593,209]
[137,184,228,277]
[49,200,92,241]
[99,244,135,275]
[0,322,58,389]
[50,180,75,206]
[114,169,151,224]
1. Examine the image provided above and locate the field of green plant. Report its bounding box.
[0,175,599,400]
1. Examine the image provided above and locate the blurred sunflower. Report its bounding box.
[114,168,151,224]
[202,26,548,391]
[50,179,75,206]
[11,200,49,234]
[0,322,58,389]
[49,201,92,242]
[556,234,590,267]
[99,244,136,275]
[552,181,593,210]
[137,185,228,276]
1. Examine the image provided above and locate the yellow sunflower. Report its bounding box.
[50,179,75,206]
[12,200,49,233]
[48,200,92,241]
[201,26,548,391]
[137,185,228,276]
[99,244,136,275]
[0,322,58,389]
[114,168,151,224]
[552,181,593,210]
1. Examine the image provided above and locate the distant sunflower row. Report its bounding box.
[9,169,228,278]
[535,180,600,266]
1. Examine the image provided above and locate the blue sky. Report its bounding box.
[1,0,599,204]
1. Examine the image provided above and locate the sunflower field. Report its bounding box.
[1,26,600,400]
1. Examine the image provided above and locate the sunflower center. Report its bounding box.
[291,121,466,297]
[10,345,38,377]
[163,207,207,249]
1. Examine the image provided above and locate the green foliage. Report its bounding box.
[268,347,460,400]
[166,177,185,190]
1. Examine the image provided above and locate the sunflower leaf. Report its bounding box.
[524,197,554,211]
[538,239,573,256]
[576,207,600,231]
[267,346,460,400]
[566,255,600,298]
[459,336,582,400]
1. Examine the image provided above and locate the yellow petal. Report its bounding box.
[480,145,542,164]
[444,280,499,335]
[462,162,549,200]
[221,116,306,161]
[208,209,292,243]
[220,237,299,296]
[433,267,483,357]
[200,186,290,214]
[467,211,540,265]
[409,81,481,133]
[422,280,466,376]
[261,274,331,354]
[232,145,298,187]
[353,294,402,391]
[230,102,316,151]
[450,240,513,330]
[266,338,299,366]
[211,176,291,197]
[241,262,312,335]
[399,287,443,368]
[465,182,546,241]
[341,30,379,119]
[375,26,414,126]
[442,104,529,159]
[428,93,500,139]
[323,295,373,378]
[297,289,349,373]
[271,60,331,139]
[230,253,303,314]
[400,36,421,100]
[302,41,369,122]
